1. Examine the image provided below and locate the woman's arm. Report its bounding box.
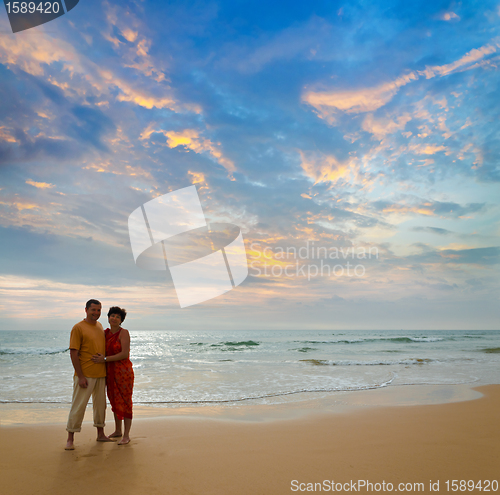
[107,329,130,362]
[91,329,130,363]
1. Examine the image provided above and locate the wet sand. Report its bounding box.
[0,385,498,494]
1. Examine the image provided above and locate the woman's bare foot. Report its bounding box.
[118,437,130,445]
[96,434,116,442]
[109,431,123,438]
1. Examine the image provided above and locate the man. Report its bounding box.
[65,299,114,450]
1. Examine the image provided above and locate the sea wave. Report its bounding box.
[188,340,260,351]
[300,358,434,366]
[0,348,68,356]
[481,347,500,353]
[0,375,395,405]
[295,336,445,345]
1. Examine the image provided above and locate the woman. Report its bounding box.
[92,306,134,445]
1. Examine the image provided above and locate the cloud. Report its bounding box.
[0,23,200,115]
[0,129,76,165]
[97,69,201,112]
[122,29,139,43]
[66,105,116,151]
[0,127,17,143]
[411,226,454,236]
[408,144,447,155]
[362,113,412,139]
[140,127,236,174]
[439,12,460,22]
[0,200,39,211]
[409,246,500,266]
[419,42,499,79]
[303,73,418,123]
[101,2,168,83]
[166,129,236,175]
[82,158,155,181]
[370,199,487,219]
[26,180,55,189]
[0,29,82,77]
[0,222,169,284]
[298,150,363,186]
[222,16,334,74]
[303,39,500,123]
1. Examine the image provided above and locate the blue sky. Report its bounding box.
[1,0,499,330]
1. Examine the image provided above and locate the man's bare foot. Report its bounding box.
[109,431,122,438]
[96,435,116,442]
[65,441,75,450]
[118,437,130,445]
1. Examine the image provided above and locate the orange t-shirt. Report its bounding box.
[69,320,106,378]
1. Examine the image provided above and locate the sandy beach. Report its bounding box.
[1,384,498,494]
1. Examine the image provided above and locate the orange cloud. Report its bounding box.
[141,127,236,174]
[168,129,236,174]
[0,25,198,115]
[26,180,55,189]
[303,72,418,123]
[0,126,17,143]
[439,12,460,21]
[188,171,206,185]
[409,144,448,155]
[101,3,167,82]
[83,159,154,180]
[122,29,139,43]
[419,43,498,78]
[298,150,361,185]
[303,40,500,123]
[100,70,200,112]
[361,113,412,139]
[0,30,81,76]
[0,200,39,211]
[381,204,435,216]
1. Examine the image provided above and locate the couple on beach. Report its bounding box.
[65,299,134,450]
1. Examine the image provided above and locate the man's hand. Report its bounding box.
[92,353,105,364]
[78,376,88,388]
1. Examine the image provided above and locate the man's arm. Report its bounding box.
[70,348,88,388]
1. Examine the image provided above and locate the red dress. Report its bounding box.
[105,328,134,419]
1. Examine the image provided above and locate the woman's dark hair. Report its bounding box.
[107,306,127,323]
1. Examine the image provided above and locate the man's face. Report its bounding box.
[85,303,102,322]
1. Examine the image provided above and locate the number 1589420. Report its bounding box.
[5,2,61,14]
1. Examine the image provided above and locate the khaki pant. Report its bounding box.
[66,376,106,432]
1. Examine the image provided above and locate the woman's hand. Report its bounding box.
[92,353,105,364]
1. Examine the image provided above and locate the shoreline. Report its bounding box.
[0,384,498,494]
[0,382,486,426]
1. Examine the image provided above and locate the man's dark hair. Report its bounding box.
[86,299,102,309]
[108,306,127,322]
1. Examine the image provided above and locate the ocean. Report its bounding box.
[1,329,499,407]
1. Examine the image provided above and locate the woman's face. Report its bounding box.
[108,313,122,326]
